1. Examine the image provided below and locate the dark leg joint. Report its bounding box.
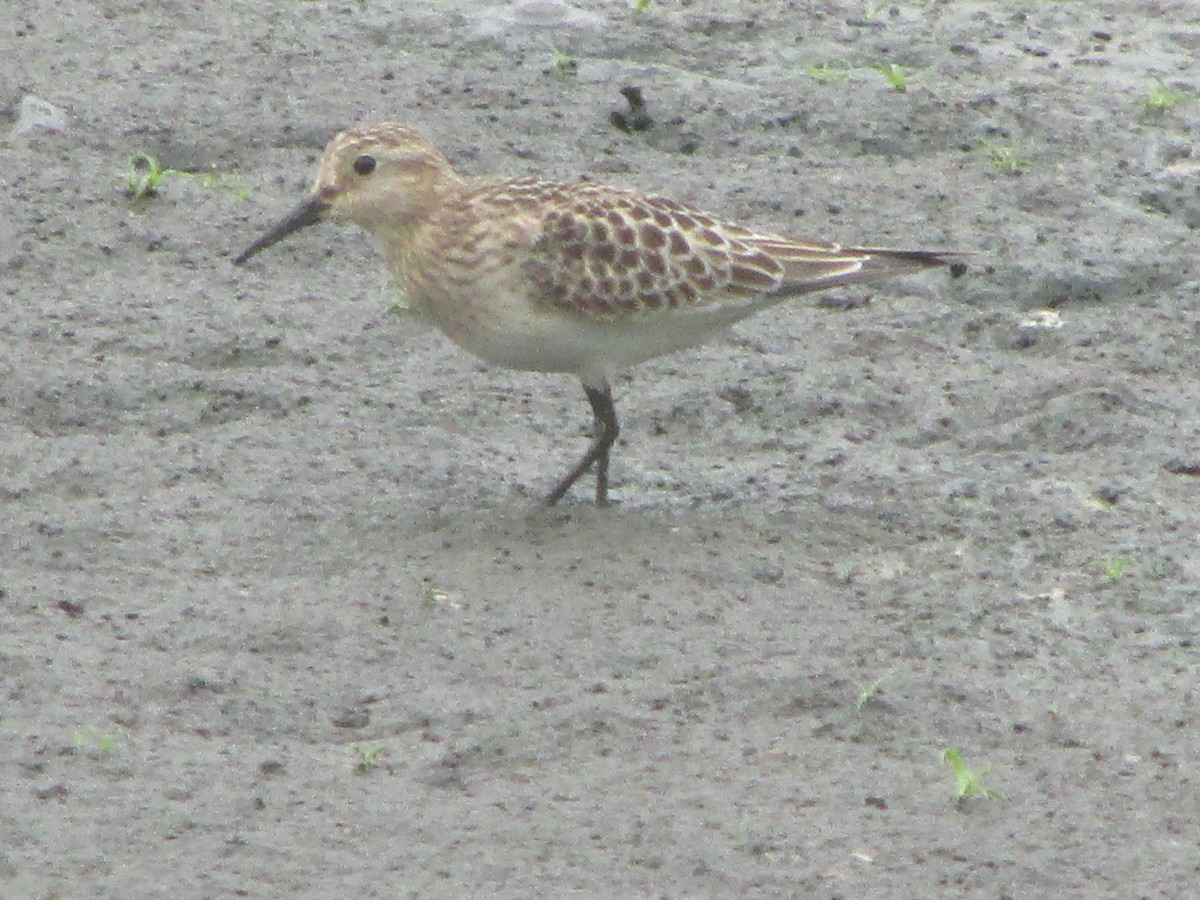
[545,382,619,506]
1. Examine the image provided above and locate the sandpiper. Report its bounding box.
[235,122,961,505]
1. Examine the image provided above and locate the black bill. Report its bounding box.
[232,196,329,265]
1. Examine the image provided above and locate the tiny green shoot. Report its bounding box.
[978,139,1028,175]
[1097,555,1133,583]
[125,152,180,201]
[873,62,910,92]
[550,47,577,75]
[856,671,891,709]
[1143,78,1188,117]
[402,564,454,609]
[353,742,387,774]
[74,724,129,753]
[125,153,251,202]
[941,748,1000,803]
[631,0,651,11]
[418,577,442,609]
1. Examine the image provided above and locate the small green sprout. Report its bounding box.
[1097,555,1134,583]
[941,748,1000,803]
[550,47,577,75]
[631,0,651,11]
[978,139,1028,175]
[125,152,181,202]
[418,577,443,609]
[855,671,891,709]
[353,742,387,774]
[402,564,455,609]
[1143,78,1188,117]
[74,724,129,753]
[806,62,853,85]
[873,62,910,92]
[125,154,251,202]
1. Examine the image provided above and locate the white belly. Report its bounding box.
[410,284,777,381]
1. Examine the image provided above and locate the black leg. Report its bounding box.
[544,380,620,506]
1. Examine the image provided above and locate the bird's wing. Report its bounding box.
[512,183,948,319]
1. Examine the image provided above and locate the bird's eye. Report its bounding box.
[352,155,377,176]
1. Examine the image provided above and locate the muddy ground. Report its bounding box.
[3,1,1199,896]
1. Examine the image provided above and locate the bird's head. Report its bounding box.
[234,122,458,264]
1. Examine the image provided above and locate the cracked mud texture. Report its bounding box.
[3,1,1199,896]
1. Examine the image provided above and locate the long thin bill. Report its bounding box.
[232,196,329,265]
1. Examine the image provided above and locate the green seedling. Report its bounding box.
[353,742,387,774]
[74,724,129,753]
[978,139,1028,175]
[125,152,181,201]
[631,0,651,11]
[402,564,454,609]
[1097,555,1133,583]
[550,47,577,75]
[418,577,442,608]
[806,62,853,85]
[855,671,891,709]
[873,62,910,92]
[1144,78,1188,117]
[125,154,250,202]
[941,748,1000,803]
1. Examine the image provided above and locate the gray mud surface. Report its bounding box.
[4,1,1200,896]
